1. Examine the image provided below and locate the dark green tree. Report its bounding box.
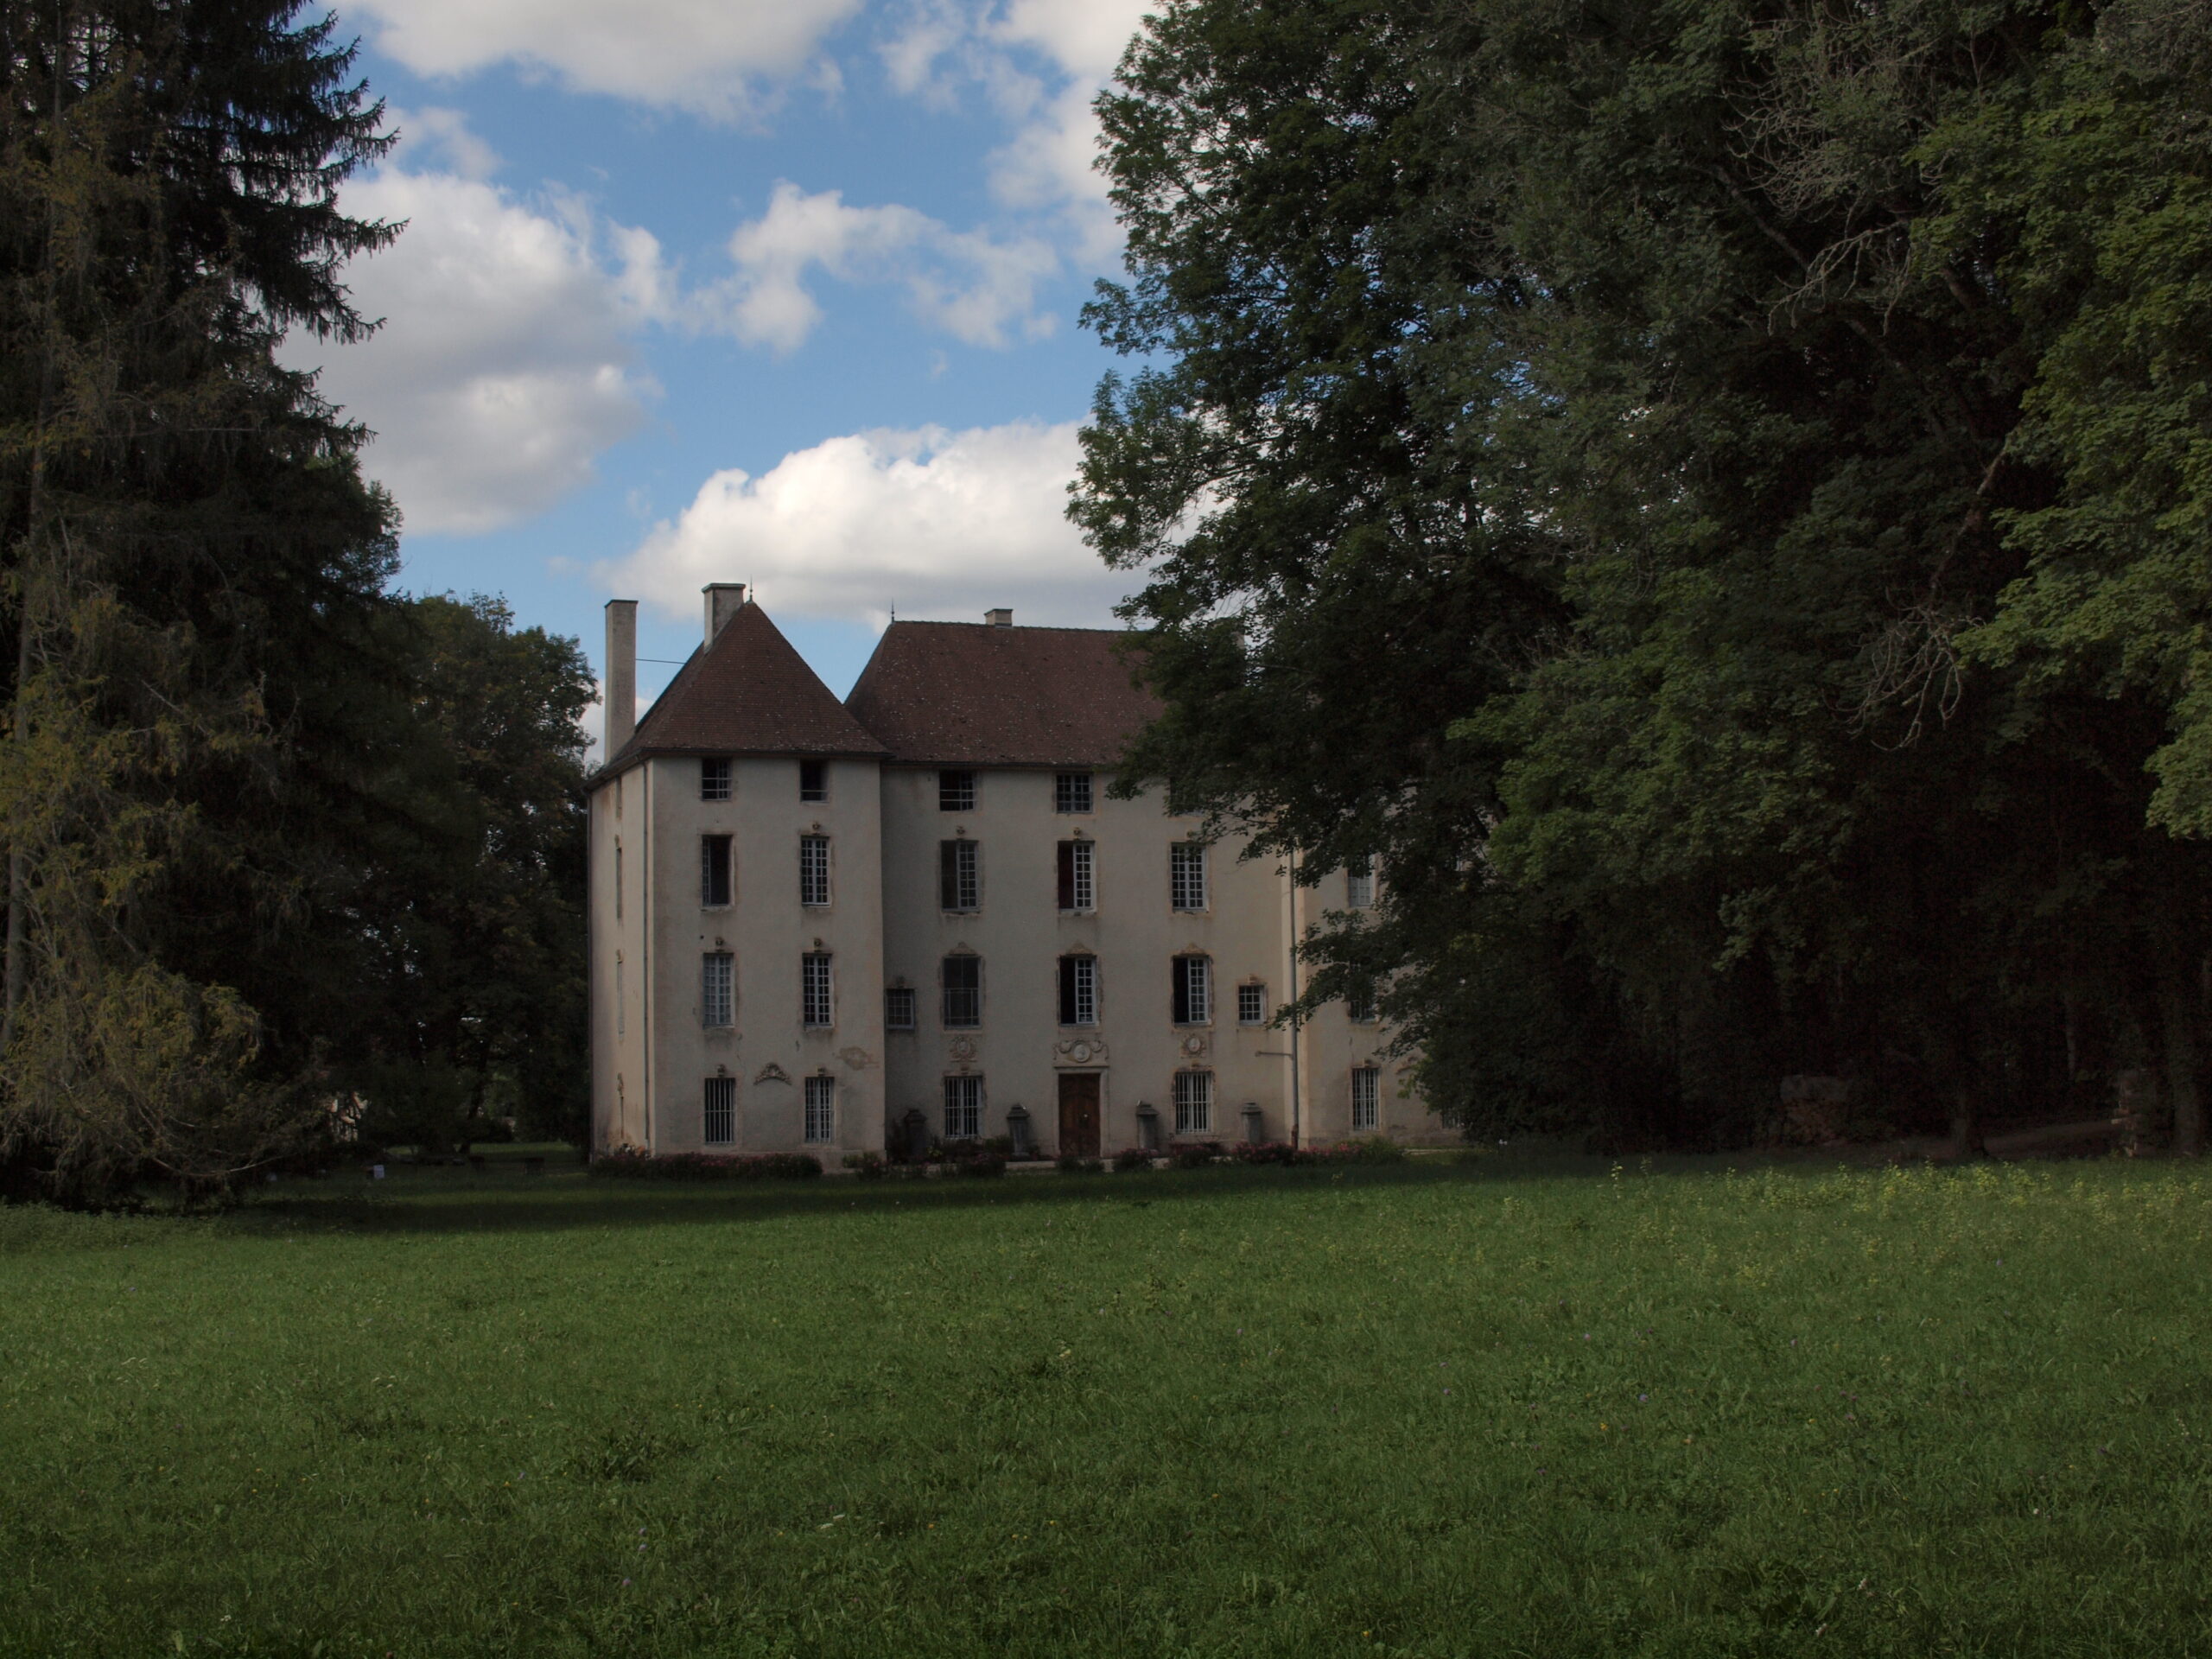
[338,594,593,1153]
[1081,0,2212,1147]
[0,0,399,1199]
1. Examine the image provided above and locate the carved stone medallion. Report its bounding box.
[946,1036,978,1062]
[1055,1037,1107,1065]
[1179,1032,1211,1058]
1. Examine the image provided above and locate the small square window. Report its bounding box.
[701,759,731,802]
[799,759,827,802]
[1237,983,1266,1026]
[885,987,917,1031]
[938,770,976,811]
[1055,772,1093,813]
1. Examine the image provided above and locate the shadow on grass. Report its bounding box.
[234,1144,1829,1239]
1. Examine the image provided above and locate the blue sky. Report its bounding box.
[292,0,1157,731]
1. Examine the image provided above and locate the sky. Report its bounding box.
[285,0,1160,742]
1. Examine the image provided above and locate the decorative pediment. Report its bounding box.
[753,1062,791,1086]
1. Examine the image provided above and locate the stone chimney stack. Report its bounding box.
[704,582,748,645]
[604,599,637,759]
[985,607,1013,627]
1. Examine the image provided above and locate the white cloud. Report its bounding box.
[603,419,1123,627]
[391,105,504,181]
[880,0,1154,261]
[345,0,865,120]
[989,0,1156,78]
[707,181,1058,353]
[297,168,658,535]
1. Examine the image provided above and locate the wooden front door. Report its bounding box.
[1057,1072,1101,1159]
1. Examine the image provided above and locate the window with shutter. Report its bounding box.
[942,955,982,1028]
[940,839,980,911]
[701,836,733,906]
[1172,955,1211,1025]
[1058,955,1098,1027]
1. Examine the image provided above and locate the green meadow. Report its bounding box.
[3,1153,2209,1657]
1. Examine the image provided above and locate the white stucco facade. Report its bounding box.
[588,588,1444,1160]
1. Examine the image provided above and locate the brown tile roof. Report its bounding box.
[602,601,887,774]
[844,620,1160,766]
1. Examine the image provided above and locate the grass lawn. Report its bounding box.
[3,1151,2210,1656]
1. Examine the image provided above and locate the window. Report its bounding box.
[804,1075,836,1144]
[1346,855,1376,910]
[938,769,976,811]
[799,759,827,802]
[1348,980,1378,1023]
[701,952,734,1028]
[802,953,833,1028]
[1056,840,1095,911]
[703,1076,735,1145]
[1237,982,1267,1026]
[885,987,917,1031]
[1173,955,1212,1026]
[1055,772,1093,813]
[701,835,733,907]
[701,758,731,802]
[1351,1066,1381,1133]
[940,839,980,912]
[944,1074,982,1140]
[1170,842,1208,911]
[800,836,831,907]
[942,955,982,1028]
[1173,1071,1213,1136]
[1058,955,1098,1027]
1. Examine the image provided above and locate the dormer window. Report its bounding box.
[799,759,827,802]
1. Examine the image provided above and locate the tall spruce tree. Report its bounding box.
[0,0,398,1199]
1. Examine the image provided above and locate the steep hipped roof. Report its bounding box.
[602,601,886,775]
[845,620,1160,766]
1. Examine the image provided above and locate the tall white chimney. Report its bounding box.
[704,582,747,645]
[604,599,637,759]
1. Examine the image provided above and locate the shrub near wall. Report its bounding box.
[588,1150,823,1181]
[1229,1139,1408,1166]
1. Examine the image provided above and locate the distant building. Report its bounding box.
[588,584,1439,1160]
